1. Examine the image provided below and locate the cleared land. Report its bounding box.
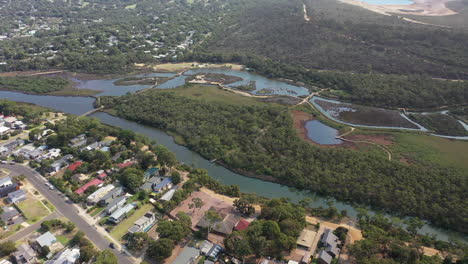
[16,199,50,223]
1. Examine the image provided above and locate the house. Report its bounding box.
[160,188,176,201]
[8,189,27,204]
[317,250,333,264]
[96,170,107,180]
[143,167,159,181]
[67,161,83,172]
[296,229,317,250]
[13,244,38,264]
[200,241,223,259]
[44,248,80,264]
[139,177,172,193]
[234,219,250,231]
[49,155,73,173]
[3,116,17,127]
[68,134,87,148]
[0,206,22,225]
[26,149,43,160]
[105,196,127,215]
[197,210,240,236]
[0,259,12,264]
[86,184,115,205]
[128,212,157,234]
[98,187,123,206]
[0,126,10,135]
[36,231,58,248]
[74,179,103,195]
[108,203,135,224]
[116,161,134,169]
[171,247,199,264]
[301,251,311,264]
[0,177,18,197]
[320,229,341,258]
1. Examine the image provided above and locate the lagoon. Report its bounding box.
[305,120,343,145]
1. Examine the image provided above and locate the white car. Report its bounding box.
[0,161,7,164]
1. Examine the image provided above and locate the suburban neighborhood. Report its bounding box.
[0,104,455,264]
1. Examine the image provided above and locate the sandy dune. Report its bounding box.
[339,0,457,16]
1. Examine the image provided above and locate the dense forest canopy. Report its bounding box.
[202,0,468,79]
[101,89,468,234]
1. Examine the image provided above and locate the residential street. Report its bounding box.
[0,211,60,243]
[1,164,135,264]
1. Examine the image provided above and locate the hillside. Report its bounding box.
[202,0,468,79]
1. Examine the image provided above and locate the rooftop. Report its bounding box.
[75,179,103,194]
[36,231,57,248]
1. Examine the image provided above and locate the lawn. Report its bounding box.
[90,206,105,217]
[390,133,468,170]
[56,235,71,246]
[0,224,22,239]
[161,84,266,106]
[110,203,153,241]
[16,199,50,223]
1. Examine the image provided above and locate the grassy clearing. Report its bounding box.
[16,199,50,223]
[110,203,153,241]
[90,207,105,217]
[56,235,71,245]
[390,133,468,169]
[160,84,265,106]
[42,199,55,212]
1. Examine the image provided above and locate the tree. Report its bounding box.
[406,217,424,236]
[204,210,222,234]
[0,241,16,257]
[156,220,190,242]
[234,198,255,216]
[126,232,150,251]
[154,145,177,167]
[171,171,181,185]
[95,250,118,264]
[119,168,144,192]
[189,197,203,214]
[225,233,252,263]
[146,238,174,262]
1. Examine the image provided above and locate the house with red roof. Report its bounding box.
[97,172,107,180]
[75,179,103,194]
[234,218,250,231]
[68,161,83,172]
[117,161,134,169]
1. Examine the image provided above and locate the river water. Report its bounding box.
[0,69,466,242]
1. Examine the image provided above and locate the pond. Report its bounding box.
[305,120,343,145]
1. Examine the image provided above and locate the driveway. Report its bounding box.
[1,164,135,264]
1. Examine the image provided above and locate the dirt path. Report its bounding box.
[306,216,363,243]
[336,128,393,161]
[303,3,311,22]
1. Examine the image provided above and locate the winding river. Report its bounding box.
[0,69,466,242]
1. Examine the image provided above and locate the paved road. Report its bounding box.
[1,164,134,264]
[0,212,60,243]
